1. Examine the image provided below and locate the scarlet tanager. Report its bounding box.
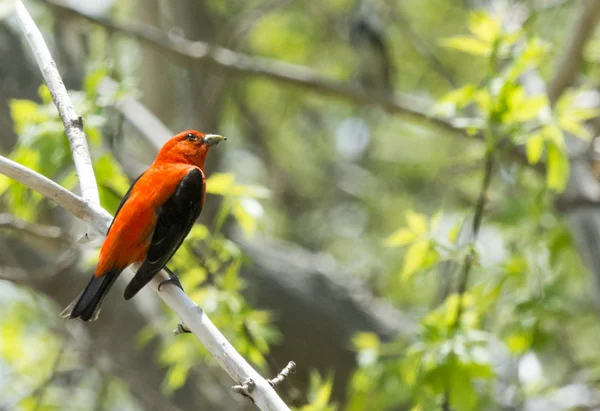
[61,130,226,321]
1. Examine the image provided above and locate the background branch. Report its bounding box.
[42,0,539,173]
[547,0,600,104]
[0,213,64,240]
[41,2,471,138]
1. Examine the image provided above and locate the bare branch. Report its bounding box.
[0,213,64,240]
[5,3,291,408]
[48,1,538,172]
[547,0,600,104]
[268,362,296,388]
[0,155,110,233]
[41,0,461,134]
[14,0,99,205]
[0,154,290,410]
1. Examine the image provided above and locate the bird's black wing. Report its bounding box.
[123,168,204,300]
[106,172,145,234]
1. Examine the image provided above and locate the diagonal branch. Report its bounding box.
[0,153,290,410]
[42,0,537,172]
[14,0,99,205]
[7,2,290,409]
[547,0,600,104]
[0,155,110,232]
[40,1,464,135]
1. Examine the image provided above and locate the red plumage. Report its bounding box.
[61,130,226,321]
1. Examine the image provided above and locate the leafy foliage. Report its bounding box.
[2,2,600,410]
[1,69,276,404]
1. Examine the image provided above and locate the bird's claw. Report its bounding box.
[158,274,184,292]
[173,322,191,334]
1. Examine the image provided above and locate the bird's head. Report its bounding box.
[155,130,226,168]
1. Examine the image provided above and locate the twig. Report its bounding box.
[0,213,64,240]
[6,3,291,409]
[268,362,296,388]
[452,148,495,329]
[14,0,99,206]
[232,378,257,401]
[442,147,495,411]
[547,0,600,104]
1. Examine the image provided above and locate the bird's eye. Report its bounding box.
[186,133,197,141]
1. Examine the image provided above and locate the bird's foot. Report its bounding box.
[173,322,191,334]
[158,267,184,292]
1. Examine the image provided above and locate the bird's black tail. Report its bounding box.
[61,269,122,321]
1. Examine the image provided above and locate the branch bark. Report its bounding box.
[98,76,415,402]
[547,0,600,104]
[14,0,99,206]
[7,2,290,409]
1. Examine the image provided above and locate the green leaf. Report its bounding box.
[449,366,478,411]
[559,116,592,140]
[163,364,190,394]
[448,222,461,244]
[9,99,44,134]
[384,228,416,247]
[526,132,544,164]
[38,84,52,105]
[430,210,442,230]
[401,240,430,281]
[441,36,490,56]
[511,95,547,123]
[546,142,569,191]
[441,85,476,106]
[232,201,258,236]
[84,67,108,98]
[505,332,532,354]
[206,172,270,198]
[468,12,500,43]
[405,210,427,234]
[0,318,24,360]
[352,332,380,351]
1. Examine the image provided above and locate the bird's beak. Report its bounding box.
[203,134,227,146]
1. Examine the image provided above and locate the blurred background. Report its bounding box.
[1,0,600,410]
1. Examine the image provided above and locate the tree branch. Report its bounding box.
[14,0,99,205]
[42,0,538,172]
[453,148,495,324]
[40,1,468,136]
[0,155,110,232]
[547,0,600,104]
[6,3,290,409]
[0,213,64,240]
[0,141,289,411]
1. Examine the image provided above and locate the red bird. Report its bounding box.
[62,130,226,321]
